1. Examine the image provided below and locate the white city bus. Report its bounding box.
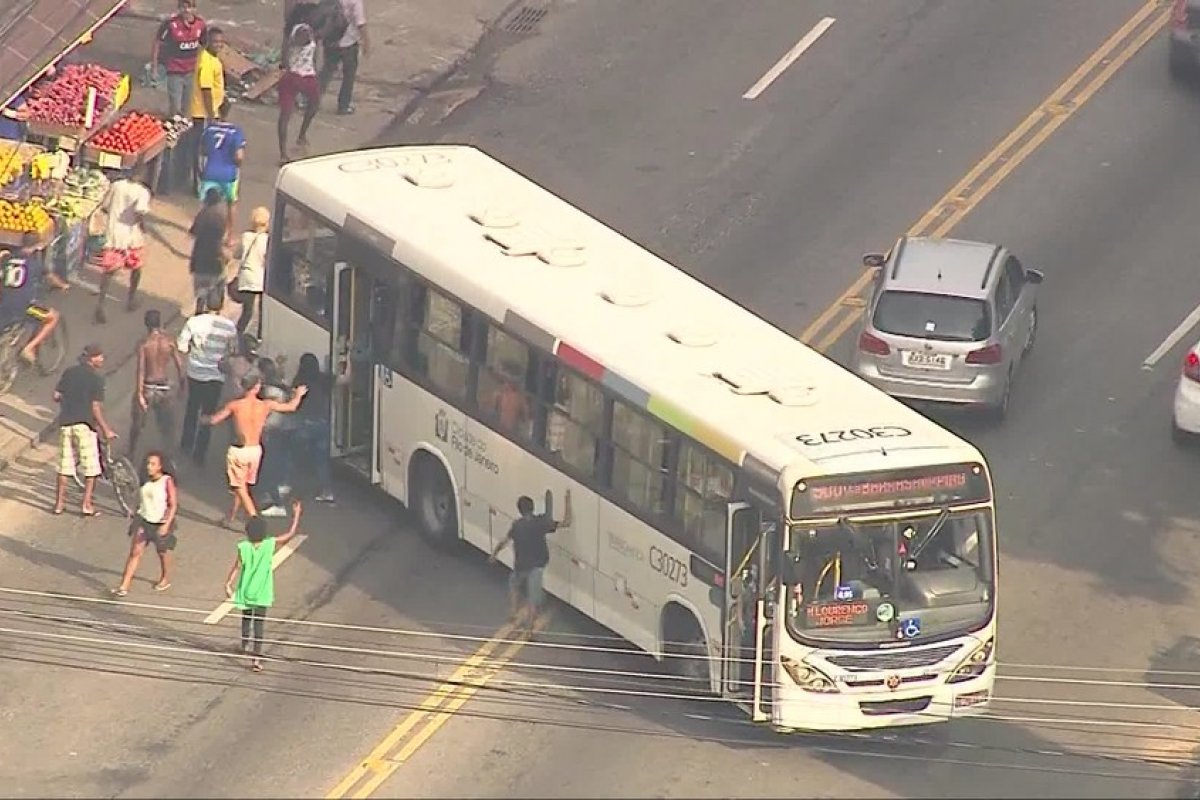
[260,145,997,732]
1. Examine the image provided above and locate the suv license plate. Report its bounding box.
[902,350,951,370]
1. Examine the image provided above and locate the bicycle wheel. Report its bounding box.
[108,454,141,517]
[35,315,68,375]
[0,326,23,396]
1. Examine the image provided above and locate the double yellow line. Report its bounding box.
[325,620,535,799]
[801,0,1171,353]
[324,3,1170,797]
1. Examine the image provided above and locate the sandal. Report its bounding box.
[251,659,263,673]
[110,587,128,597]
[81,508,101,518]
[153,581,171,592]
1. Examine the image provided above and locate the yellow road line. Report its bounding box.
[801,0,1170,350]
[324,619,538,799]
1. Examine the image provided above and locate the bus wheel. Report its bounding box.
[410,454,458,547]
[662,605,711,694]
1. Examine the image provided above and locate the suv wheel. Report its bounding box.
[991,369,1013,421]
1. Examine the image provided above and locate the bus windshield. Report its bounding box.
[782,508,994,646]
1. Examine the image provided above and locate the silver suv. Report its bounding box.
[849,236,1043,419]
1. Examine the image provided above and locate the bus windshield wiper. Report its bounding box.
[907,507,950,562]
[837,516,879,572]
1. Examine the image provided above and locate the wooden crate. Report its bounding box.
[81,129,167,171]
[0,222,52,248]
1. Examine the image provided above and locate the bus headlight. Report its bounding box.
[947,638,994,684]
[780,656,839,693]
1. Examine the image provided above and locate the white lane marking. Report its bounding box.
[1143,303,1200,369]
[202,534,309,624]
[742,17,836,100]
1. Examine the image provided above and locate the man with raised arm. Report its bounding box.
[203,373,307,527]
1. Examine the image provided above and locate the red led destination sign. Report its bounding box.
[791,463,990,517]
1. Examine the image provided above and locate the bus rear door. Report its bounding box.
[330,260,380,482]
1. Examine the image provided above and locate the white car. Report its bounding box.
[1172,345,1200,441]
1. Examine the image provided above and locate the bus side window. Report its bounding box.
[370,279,402,366]
[675,443,734,565]
[475,322,535,442]
[543,364,605,480]
[611,401,672,518]
[270,200,338,325]
[408,284,470,402]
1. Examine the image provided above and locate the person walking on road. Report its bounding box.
[189,188,228,315]
[256,357,297,517]
[112,451,180,596]
[490,489,573,630]
[128,309,185,457]
[277,10,321,163]
[177,290,237,467]
[203,371,308,526]
[233,206,269,334]
[52,345,118,517]
[197,100,245,244]
[318,0,368,116]
[290,352,340,504]
[151,0,206,119]
[224,499,303,672]
[219,333,258,408]
[186,26,226,189]
[95,165,151,324]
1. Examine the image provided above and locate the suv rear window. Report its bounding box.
[873,291,991,342]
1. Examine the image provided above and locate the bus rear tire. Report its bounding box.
[662,604,711,695]
[410,453,459,548]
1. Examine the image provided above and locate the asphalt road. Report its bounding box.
[5,0,1200,798]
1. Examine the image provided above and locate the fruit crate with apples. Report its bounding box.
[80,111,168,170]
[23,69,131,146]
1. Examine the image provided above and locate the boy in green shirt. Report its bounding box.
[224,498,303,672]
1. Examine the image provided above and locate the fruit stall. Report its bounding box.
[22,63,130,151]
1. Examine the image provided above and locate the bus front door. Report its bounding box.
[330,261,379,482]
[723,503,769,721]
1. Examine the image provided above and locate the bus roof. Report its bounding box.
[276,145,984,486]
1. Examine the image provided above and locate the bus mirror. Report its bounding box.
[782,556,801,585]
[729,575,745,599]
[863,252,886,269]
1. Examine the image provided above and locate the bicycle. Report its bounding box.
[0,303,69,395]
[72,434,140,517]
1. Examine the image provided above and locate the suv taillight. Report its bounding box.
[858,331,890,356]
[1184,352,1200,383]
[965,343,1003,365]
[1173,0,1189,28]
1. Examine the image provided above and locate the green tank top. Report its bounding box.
[234,537,276,609]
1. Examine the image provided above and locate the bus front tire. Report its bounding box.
[662,605,711,694]
[410,454,459,548]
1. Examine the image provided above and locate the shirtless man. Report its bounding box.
[129,309,186,456]
[203,372,307,526]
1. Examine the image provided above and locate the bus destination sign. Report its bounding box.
[791,462,990,518]
[805,599,872,628]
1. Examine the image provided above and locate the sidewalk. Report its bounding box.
[0,0,512,471]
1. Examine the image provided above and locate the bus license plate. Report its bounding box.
[901,350,951,370]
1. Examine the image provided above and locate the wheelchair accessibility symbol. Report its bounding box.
[897,617,922,640]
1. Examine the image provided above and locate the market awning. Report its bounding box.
[0,0,129,112]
